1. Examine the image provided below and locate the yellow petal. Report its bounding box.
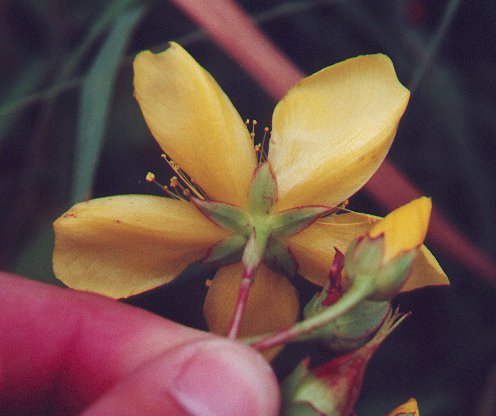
[387,398,419,415]
[134,42,257,206]
[269,55,410,211]
[203,263,299,351]
[402,244,449,292]
[370,197,431,263]
[53,195,229,298]
[286,212,449,291]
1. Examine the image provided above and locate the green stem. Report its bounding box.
[227,224,271,339]
[250,279,374,351]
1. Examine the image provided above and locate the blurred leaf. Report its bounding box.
[0,0,139,130]
[61,0,140,79]
[0,59,46,152]
[71,4,146,204]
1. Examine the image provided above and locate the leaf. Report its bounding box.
[71,4,146,203]
[0,59,46,153]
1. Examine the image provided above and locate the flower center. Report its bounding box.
[144,119,333,277]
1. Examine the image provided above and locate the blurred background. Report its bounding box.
[1,0,495,414]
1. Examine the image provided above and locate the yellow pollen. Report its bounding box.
[145,172,185,201]
[170,176,179,188]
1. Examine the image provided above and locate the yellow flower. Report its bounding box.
[387,398,420,415]
[53,42,448,339]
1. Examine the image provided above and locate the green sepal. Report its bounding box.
[192,198,251,235]
[344,235,417,301]
[281,359,322,416]
[345,235,384,273]
[203,234,247,265]
[269,206,332,238]
[369,250,416,300]
[263,236,298,277]
[280,358,337,416]
[241,225,271,277]
[247,162,277,215]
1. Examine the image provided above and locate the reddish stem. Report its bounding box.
[170,0,304,99]
[251,326,298,352]
[173,0,496,285]
[227,274,253,339]
[366,163,496,283]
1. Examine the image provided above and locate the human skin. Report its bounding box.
[0,272,280,416]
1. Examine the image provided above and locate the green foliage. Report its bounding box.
[72,4,146,204]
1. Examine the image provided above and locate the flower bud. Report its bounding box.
[345,197,432,301]
[281,309,407,416]
[303,249,390,352]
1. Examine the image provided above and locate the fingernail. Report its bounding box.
[171,339,279,416]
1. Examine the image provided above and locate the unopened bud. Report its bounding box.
[303,249,390,352]
[281,309,408,415]
[345,197,431,301]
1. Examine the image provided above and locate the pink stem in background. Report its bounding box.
[227,275,253,339]
[366,163,496,284]
[170,0,304,99]
[171,0,496,285]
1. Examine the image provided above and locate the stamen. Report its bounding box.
[145,172,156,182]
[259,126,270,162]
[169,175,191,199]
[245,118,270,163]
[145,172,184,200]
[160,153,206,200]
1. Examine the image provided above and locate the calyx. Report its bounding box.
[194,162,333,277]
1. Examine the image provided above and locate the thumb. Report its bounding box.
[81,337,280,416]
